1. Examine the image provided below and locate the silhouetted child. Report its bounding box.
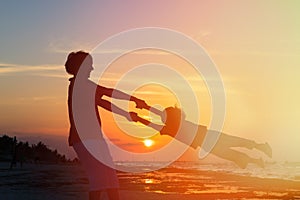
[134,106,272,169]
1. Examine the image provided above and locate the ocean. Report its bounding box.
[1,161,300,199]
[116,161,300,181]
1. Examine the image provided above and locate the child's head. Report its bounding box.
[161,106,186,125]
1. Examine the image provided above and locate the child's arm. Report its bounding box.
[131,114,164,132]
[144,105,165,122]
[97,98,137,122]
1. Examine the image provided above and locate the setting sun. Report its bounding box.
[143,139,154,147]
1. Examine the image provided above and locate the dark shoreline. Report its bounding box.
[1,162,300,199]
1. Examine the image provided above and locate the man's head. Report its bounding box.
[65,51,93,77]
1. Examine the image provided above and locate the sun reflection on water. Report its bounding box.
[144,179,153,184]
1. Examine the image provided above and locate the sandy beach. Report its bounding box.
[1,162,300,200]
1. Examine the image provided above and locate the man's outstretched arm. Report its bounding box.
[96,85,148,109]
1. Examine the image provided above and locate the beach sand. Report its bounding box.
[1,162,300,200]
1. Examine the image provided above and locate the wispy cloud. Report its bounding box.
[193,30,212,41]
[49,39,171,56]
[48,40,94,54]
[92,48,170,56]
[109,138,140,147]
[0,62,67,78]
[3,96,65,105]
[209,50,300,57]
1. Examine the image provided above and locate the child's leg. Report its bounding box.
[255,143,272,158]
[211,146,249,168]
[211,145,264,168]
[202,130,256,153]
[217,133,256,149]
[217,133,272,157]
[201,130,256,156]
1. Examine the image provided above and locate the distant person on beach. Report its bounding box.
[65,51,146,200]
[9,136,17,169]
[133,106,272,169]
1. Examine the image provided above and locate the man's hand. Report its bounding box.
[127,112,139,122]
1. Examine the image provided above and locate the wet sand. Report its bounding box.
[1,162,300,199]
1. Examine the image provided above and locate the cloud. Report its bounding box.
[209,50,300,57]
[108,138,140,147]
[0,62,67,78]
[193,30,212,41]
[92,48,170,56]
[48,40,94,54]
[49,39,171,56]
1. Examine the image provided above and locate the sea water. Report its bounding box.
[116,161,300,181]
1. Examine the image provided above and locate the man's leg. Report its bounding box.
[107,188,120,200]
[89,191,102,200]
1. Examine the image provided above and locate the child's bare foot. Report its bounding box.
[256,143,272,158]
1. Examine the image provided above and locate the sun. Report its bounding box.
[143,139,154,147]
